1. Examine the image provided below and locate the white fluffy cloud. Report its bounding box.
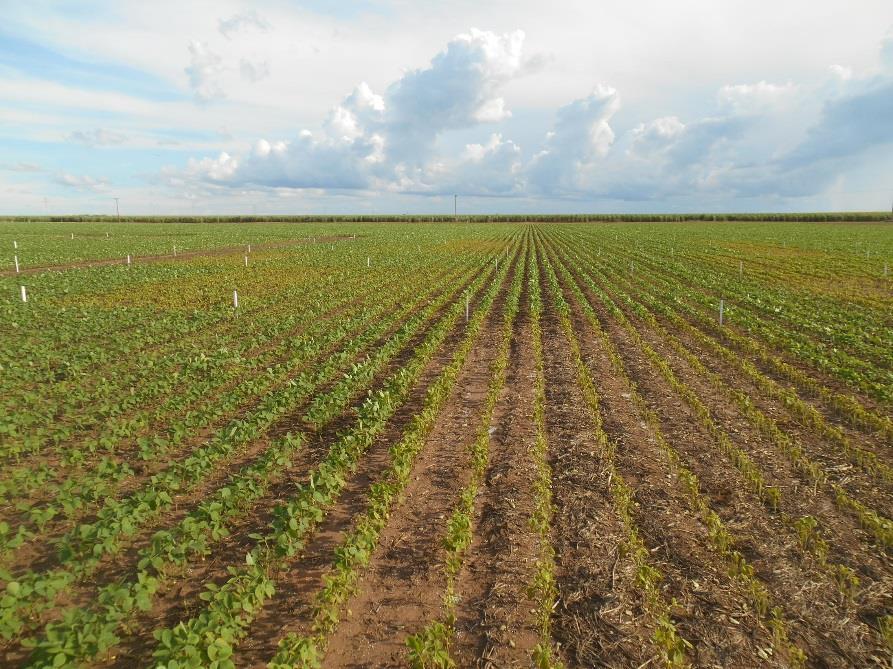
[184,29,527,191]
[239,59,270,83]
[169,24,893,206]
[717,81,798,113]
[629,116,686,157]
[185,41,225,102]
[527,85,620,194]
[219,11,270,40]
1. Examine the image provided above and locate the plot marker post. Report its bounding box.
[126,254,131,266]
[244,255,249,267]
[14,255,19,273]
[233,290,239,309]
[173,244,177,257]
[13,240,17,249]
[367,256,370,268]
[20,285,27,302]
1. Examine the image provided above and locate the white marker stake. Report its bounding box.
[719,299,725,326]
[14,255,19,273]
[495,257,498,272]
[244,255,249,267]
[127,254,131,266]
[20,285,27,302]
[173,244,177,257]
[247,244,251,253]
[70,233,74,240]
[106,232,109,239]
[233,290,239,308]
[13,240,17,249]
[367,256,370,268]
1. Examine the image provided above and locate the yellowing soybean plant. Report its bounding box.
[1,219,892,669]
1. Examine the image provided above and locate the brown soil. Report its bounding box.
[86,261,495,669]
[319,254,520,669]
[549,240,891,667]
[5,227,891,669]
[449,273,541,668]
[538,252,654,668]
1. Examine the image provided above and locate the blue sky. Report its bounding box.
[1,0,892,214]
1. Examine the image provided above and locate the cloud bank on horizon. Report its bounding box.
[1,1,892,214]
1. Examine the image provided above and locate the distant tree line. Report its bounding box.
[1,212,889,223]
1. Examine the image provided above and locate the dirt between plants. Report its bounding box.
[0,275,400,574]
[448,266,541,668]
[0,235,355,277]
[536,257,654,668]
[319,258,519,669]
[229,261,507,668]
[561,251,891,667]
[88,262,494,669]
[553,255,784,667]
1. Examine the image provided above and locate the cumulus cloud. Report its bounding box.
[219,10,270,39]
[183,28,526,191]
[629,116,686,157]
[781,80,893,167]
[527,85,620,193]
[718,80,798,113]
[185,41,225,102]
[67,128,128,146]
[239,58,270,83]
[383,28,525,164]
[54,172,110,192]
[168,26,893,205]
[829,64,853,81]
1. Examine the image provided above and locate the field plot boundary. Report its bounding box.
[0,235,356,277]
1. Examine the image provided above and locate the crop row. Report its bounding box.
[536,237,691,667]
[551,234,886,598]
[1,241,500,650]
[268,235,522,669]
[0,254,474,567]
[525,241,563,669]
[405,236,525,668]
[542,232,809,666]
[19,235,518,667]
[149,236,521,669]
[563,233,893,555]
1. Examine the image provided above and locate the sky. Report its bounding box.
[1,0,892,215]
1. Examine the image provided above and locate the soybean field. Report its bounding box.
[1,219,892,669]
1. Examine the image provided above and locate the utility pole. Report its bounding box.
[454,194,457,220]
[114,197,120,222]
